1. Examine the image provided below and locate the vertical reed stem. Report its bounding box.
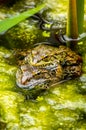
[76,0,84,34]
[66,0,84,46]
[67,0,78,39]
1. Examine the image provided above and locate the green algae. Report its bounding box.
[0,42,86,130]
[0,0,86,130]
[0,91,24,130]
[0,0,67,49]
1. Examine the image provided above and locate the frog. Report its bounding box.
[16,44,82,95]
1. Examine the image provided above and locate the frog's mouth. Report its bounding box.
[16,78,49,90]
[16,76,71,90]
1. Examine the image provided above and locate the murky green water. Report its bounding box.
[0,0,86,129]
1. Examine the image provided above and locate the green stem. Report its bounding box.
[67,0,78,39]
[76,0,84,34]
[66,0,84,45]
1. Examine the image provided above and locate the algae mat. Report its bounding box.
[0,0,86,129]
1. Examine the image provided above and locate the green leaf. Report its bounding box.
[0,4,45,34]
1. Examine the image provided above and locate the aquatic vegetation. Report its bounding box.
[0,4,45,34]
[66,0,84,45]
[0,0,86,130]
[0,0,67,48]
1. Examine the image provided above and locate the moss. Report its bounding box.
[1,39,86,130]
[0,0,67,49]
[16,82,86,129]
[5,21,44,49]
[0,91,24,130]
[0,72,16,91]
[0,46,17,91]
[0,0,86,130]
[0,38,86,130]
[0,1,46,49]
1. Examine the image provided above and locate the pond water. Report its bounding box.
[0,0,86,130]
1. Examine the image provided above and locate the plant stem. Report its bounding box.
[76,0,84,34]
[67,0,78,39]
[66,0,84,45]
